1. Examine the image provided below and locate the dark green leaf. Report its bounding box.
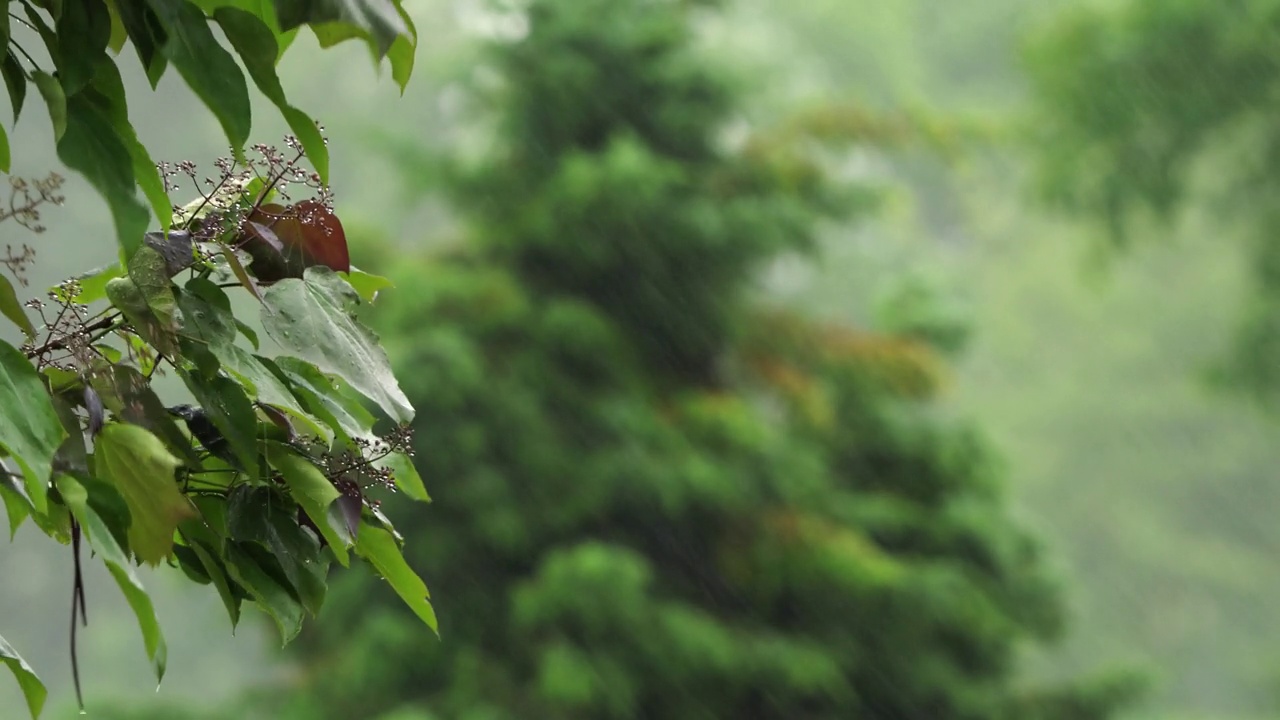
[225,541,305,643]
[274,0,410,57]
[92,365,203,467]
[215,8,329,181]
[0,473,31,539]
[57,474,167,681]
[188,536,242,628]
[93,423,193,565]
[0,275,34,339]
[270,357,373,445]
[1,53,25,124]
[355,522,437,632]
[228,485,329,616]
[58,93,148,259]
[32,71,65,140]
[261,267,413,423]
[89,57,173,230]
[55,0,111,95]
[143,0,251,153]
[113,0,168,87]
[0,633,45,720]
[0,340,67,513]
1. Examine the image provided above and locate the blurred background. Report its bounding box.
[3,0,1280,718]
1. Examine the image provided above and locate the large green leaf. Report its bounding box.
[0,275,35,339]
[1,52,26,124]
[88,56,173,230]
[0,340,67,514]
[355,522,437,632]
[265,441,350,566]
[91,365,203,467]
[58,93,148,259]
[94,423,193,565]
[274,0,410,57]
[105,246,181,354]
[0,633,45,720]
[54,0,111,95]
[215,8,329,182]
[261,267,413,423]
[143,0,252,154]
[113,0,168,87]
[57,474,167,681]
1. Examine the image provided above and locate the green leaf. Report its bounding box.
[0,633,45,720]
[341,267,393,303]
[270,357,374,445]
[32,71,66,140]
[275,0,410,57]
[57,474,167,682]
[215,8,329,182]
[143,0,252,155]
[0,275,33,340]
[378,451,427,501]
[227,485,329,616]
[88,56,173,230]
[0,340,67,514]
[355,522,437,632]
[2,52,27,124]
[188,536,242,628]
[113,0,168,87]
[58,93,148,259]
[265,441,350,566]
[91,365,203,467]
[94,423,193,565]
[224,541,305,643]
[55,0,111,95]
[386,1,415,93]
[261,267,413,423]
[105,0,128,52]
[106,247,180,354]
[0,474,31,539]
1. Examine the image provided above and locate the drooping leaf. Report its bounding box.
[261,267,412,423]
[188,536,243,628]
[0,633,45,720]
[93,423,193,565]
[54,0,111,95]
[274,0,410,57]
[215,8,329,181]
[0,470,32,539]
[57,474,167,681]
[0,275,35,339]
[113,0,169,86]
[270,357,374,445]
[386,1,415,93]
[222,246,265,304]
[143,0,252,154]
[355,522,437,632]
[228,485,330,616]
[224,542,305,643]
[58,93,148,259]
[105,0,128,52]
[1,53,26,124]
[90,57,173,230]
[32,71,66,140]
[50,393,89,477]
[265,441,349,566]
[0,340,68,513]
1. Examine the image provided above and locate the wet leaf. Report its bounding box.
[355,522,437,633]
[241,201,350,279]
[178,372,260,476]
[0,339,67,513]
[225,542,305,644]
[261,268,412,423]
[341,267,393,303]
[228,485,329,616]
[143,230,195,277]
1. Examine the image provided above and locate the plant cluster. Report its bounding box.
[0,1,429,718]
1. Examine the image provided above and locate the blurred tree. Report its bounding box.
[251,0,1142,718]
[1025,0,1280,409]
